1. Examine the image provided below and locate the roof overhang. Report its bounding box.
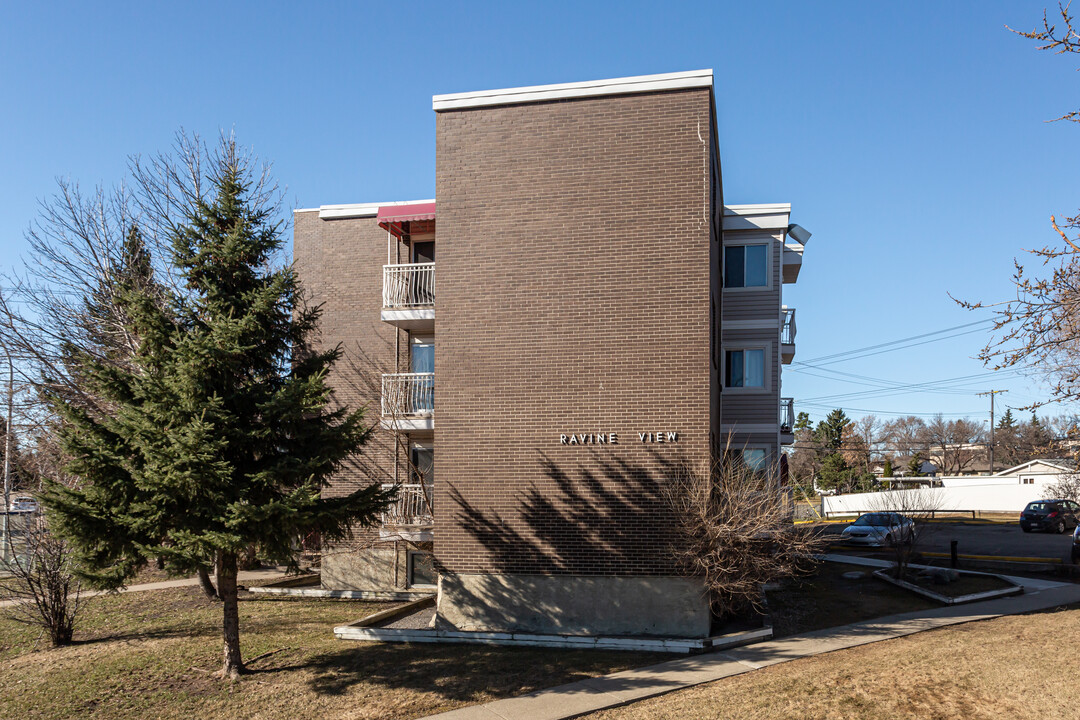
[311,199,436,221]
[432,69,713,111]
[378,201,436,238]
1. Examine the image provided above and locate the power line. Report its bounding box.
[792,368,1026,404]
[791,319,995,368]
[796,401,984,417]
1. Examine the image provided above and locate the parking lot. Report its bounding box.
[823,520,1077,563]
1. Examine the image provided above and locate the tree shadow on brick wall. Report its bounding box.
[449,449,686,574]
[437,447,699,633]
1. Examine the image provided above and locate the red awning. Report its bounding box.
[377,203,436,237]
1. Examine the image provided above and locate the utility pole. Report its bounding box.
[977,390,1009,474]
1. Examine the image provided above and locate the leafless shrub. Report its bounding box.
[868,487,946,579]
[664,455,827,617]
[1043,472,1080,503]
[1,515,85,647]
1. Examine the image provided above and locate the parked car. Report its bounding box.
[8,495,39,513]
[841,512,915,547]
[1019,499,1079,534]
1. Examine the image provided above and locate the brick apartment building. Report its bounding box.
[294,70,808,638]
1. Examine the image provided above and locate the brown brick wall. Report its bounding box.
[434,88,715,577]
[293,210,408,543]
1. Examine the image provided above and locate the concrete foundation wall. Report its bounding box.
[323,545,408,592]
[436,572,711,638]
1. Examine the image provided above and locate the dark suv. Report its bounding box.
[1020,499,1080,534]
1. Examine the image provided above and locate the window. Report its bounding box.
[725,349,765,388]
[742,448,768,471]
[411,444,433,487]
[724,244,767,288]
[1021,477,1034,485]
[407,551,436,588]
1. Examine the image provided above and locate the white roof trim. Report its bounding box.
[722,203,792,232]
[432,69,713,111]
[994,459,1075,476]
[312,199,436,220]
[724,203,792,216]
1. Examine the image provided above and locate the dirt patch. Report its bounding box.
[899,570,1016,598]
[765,561,937,638]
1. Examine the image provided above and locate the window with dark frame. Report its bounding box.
[724,244,767,288]
[725,348,765,388]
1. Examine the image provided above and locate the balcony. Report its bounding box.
[780,397,795,445]
[380,483,433,541]
[782,242,803,284]
[382,263,434,330]
[381,372,434,432]
[781,308,796,364]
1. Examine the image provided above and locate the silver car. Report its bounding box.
[9,495,39,513]
[841,512,915,547]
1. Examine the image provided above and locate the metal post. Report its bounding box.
[1,342,11,565]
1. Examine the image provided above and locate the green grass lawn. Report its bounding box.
[0,587,661,720]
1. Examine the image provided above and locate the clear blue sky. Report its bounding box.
[2,1,1077,427]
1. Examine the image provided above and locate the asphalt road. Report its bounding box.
[823,521,1077,562]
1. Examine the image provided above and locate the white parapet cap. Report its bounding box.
[432,69,714,111]
[295,199,437,221]
[722,203,792,232]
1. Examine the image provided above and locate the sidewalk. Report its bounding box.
[0,566,289,608]
[421,571,1080,720]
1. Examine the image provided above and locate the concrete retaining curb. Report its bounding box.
[334,624,773,654]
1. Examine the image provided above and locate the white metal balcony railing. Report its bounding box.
[383,263,435,308]
[381,372,434,417]
[780,397,795,431]
[781,308,796,345]
[380,483,434,526]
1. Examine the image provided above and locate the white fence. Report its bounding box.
[383,263,435,308]
[823,477,1055,515]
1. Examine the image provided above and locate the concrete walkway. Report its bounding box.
[0,567,289,608]
[421,570,1080,720]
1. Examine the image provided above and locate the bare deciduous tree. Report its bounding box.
[956,6,1080,408]
[1044,472,1080,503]
[664,455,827,617]
[868,486,946,579]
[882,416,930,468]
[1,515,85,647]
[923,415,986,475]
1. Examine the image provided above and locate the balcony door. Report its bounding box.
[411,334,434,413]
[411,443,433,488]
[412,241,435,264]
[410,241,434,304]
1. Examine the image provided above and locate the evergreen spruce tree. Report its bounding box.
[813,408,850,453]
[997,408,1016,430]
[43,140,394,679]
[882,458,893,478]
[907,452,924,477]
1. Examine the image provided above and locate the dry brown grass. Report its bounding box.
[0,586,661,720]
[586,604,1080,720]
